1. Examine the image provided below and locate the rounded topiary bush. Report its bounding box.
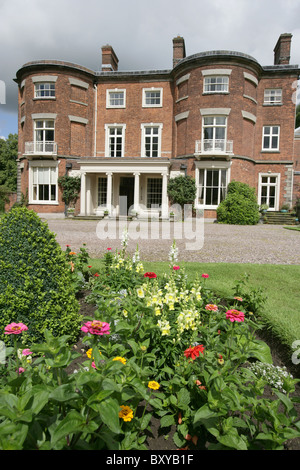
[0,207,82,345]
[217,181,260,225]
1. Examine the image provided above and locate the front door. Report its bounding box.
[119,177,134,216]
[259,174,279,211]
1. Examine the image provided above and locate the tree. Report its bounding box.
[0,134,18,211]
[167,175,196,217]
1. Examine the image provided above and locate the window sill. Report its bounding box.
[33,97,56,101]
[29,201,59,205]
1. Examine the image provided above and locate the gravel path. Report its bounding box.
[45,218,300,265]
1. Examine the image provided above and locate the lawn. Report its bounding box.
[90,258,300,349]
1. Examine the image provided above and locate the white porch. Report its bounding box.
[79,159,171,219]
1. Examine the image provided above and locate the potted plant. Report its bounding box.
[280,203,290,213]
[259,203,269,213]
[103,209,110,218]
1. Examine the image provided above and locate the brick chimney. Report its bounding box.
[173,36,186,68]
[101,45,119,71]
[274,33,292,65]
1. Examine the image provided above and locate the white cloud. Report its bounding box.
[0,0,299,136]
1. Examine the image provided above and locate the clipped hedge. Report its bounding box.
[0,207,82,345]
[217,181,260,225]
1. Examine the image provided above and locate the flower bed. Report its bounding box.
[0,234,299,450]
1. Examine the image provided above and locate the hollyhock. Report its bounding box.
[81,320,110,336]
[4,323,28,335]
[226,309,245,323]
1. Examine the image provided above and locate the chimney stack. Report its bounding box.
[173,36,186,68]
[274,33,292,65]
[101,45,119,72]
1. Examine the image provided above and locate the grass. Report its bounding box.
[90,258,300,349]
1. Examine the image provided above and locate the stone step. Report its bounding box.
[263,211,297,225]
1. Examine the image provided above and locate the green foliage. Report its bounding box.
[0,134,18,192]
[0,238,299,450]
[58,175,81,207]
[167,176,196,209]
[217,181,260,225]
[0,207,82,345]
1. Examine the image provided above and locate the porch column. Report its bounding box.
[80,171,86,215]
[106,172,113,213]
[161,172,169,219]
[134,172,140,212]
[86,175,91,215]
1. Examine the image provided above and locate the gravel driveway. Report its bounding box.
[45,218,300,265]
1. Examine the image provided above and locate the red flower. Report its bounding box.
[94,273,100,277]
[107,247,112,251]
[202,273,209,278]
[226,309,245,323]
[184,344,205,360]
[88,265,92,268]
[144,272,157,279]
[173,265,180,271]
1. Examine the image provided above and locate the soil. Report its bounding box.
[67,291,300,451]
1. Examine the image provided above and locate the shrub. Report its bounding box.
[0,207,82,345]
[217,181,260,225]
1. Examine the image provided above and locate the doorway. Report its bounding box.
[258,174,280,211]
[119,177,134,215]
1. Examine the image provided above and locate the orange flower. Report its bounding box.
[178,412,182,424]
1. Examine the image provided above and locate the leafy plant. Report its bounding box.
[58,175,81,208]
[0,207,82,345]
[167,176,196,216]
[217,181,260,225]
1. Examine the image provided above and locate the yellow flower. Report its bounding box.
[137,287,145,298]
[122,309,128,317]
[86,348,101,359]
[119,405,134,422]
[113,356,127,365]
[148,381,160,390]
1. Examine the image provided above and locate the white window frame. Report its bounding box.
[142,88,163,107]
[146,177,163,209]
[104,124,126,157]
[202,115,228,153]
[262,125,280,151]
[203,76,229,94]
[98,177,108,206]
[34,119,55,153]
[195,161,231,210]
[106,89,126,108]
[28,161,58,205]
[141,123,163,158]
[264,89,282,105]
[258,173,280,211]
[34,82,56,99]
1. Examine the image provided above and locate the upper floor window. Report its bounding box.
[143,88,163,107]
[203,76,229,94]
[105,124,126,157]
[264,89,282,105]
[141,124,162,157]
[262,126,280,151]
[34,120,55,153]
[202,116,227,152]
[106,89,126,108]
[35,82,55,98]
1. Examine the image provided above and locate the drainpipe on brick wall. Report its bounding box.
[93,82,97,157]
[64,162,72,217]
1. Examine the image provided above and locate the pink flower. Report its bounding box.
[226,309,245,323]
[22,349,32,356]
[173,265,180,271]
[234,296,243,302]
[205,304,218,311]
[18,367,25,374]
[107,248,112,251]
[4,323,28,335]
[81,320,110,336]
[202,273,209,278]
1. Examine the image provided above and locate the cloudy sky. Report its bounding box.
[0,0,300,139]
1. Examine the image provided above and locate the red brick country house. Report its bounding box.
[13,33,300,219]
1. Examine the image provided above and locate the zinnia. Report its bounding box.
[226,309,245,323]
[148,380,160,390]
[184,344,205,360]
[81,320,110,335]
[144,272,157,279]
[119,405,134,422]
[173,265,180,271]
[113,356,127,365]
[201,273,209,278]
[205,304,218,311]
[4,323,28,335]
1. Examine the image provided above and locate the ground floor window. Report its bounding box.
[31,165,58,203]
[98,177,107,206]
[147,178,162,208]
[198,168,227,207]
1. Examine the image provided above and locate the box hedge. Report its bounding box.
[217,181,260,225]
[0,207,82,345]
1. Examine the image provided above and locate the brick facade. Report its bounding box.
[14,33,300,218]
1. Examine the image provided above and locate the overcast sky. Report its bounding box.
[0,0,300,139]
